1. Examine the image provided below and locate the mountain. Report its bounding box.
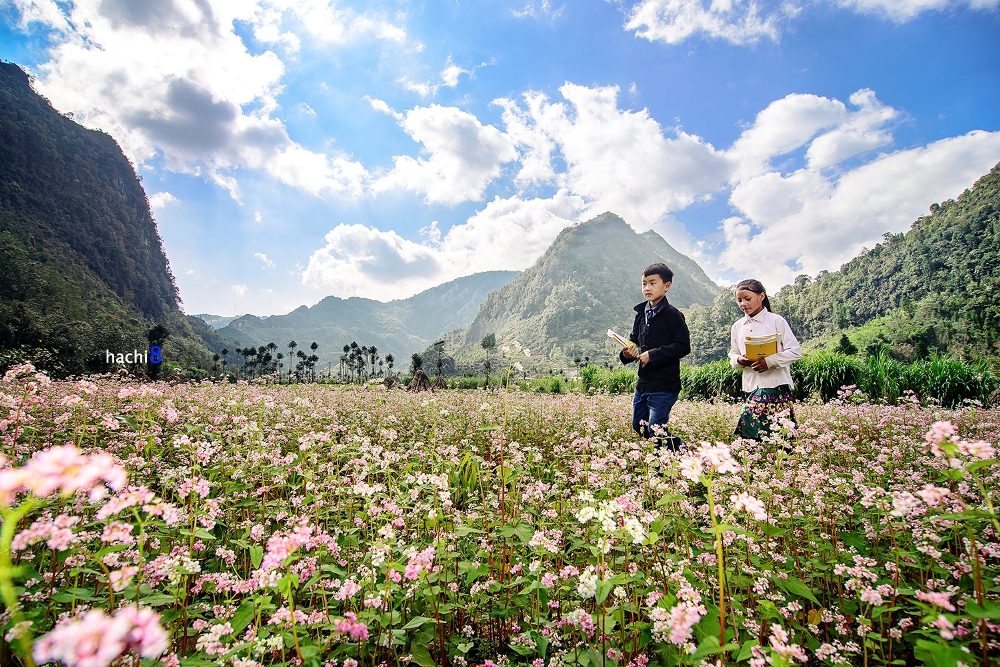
[0,61,213,375]
[441,212,721,368]
[213,270,519,365]
[686,161,1000,363]
[195,314,238,329]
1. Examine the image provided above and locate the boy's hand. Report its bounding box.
[751,357,769,372]
[638,351,650,366]
[737,356,753,367]
[622,345,638,359]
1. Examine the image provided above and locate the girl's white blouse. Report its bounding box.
[728,308,802,392]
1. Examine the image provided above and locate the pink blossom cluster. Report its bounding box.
[12,514,80,551]
[404,546,436,580]
[335,612,370,641]
[0,444,127,505]
[33,605,168,667]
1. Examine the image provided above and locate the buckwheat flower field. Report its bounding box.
[1,364,998,667]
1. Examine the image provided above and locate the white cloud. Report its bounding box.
[254,252,276,269]
[621,0,999,45]
[303,191,585,299]
[718,130,1000,290]
[231,283,248,298]
[835,0,999,20]
[496,83,729,250]
[148,191,178,210]
[440,57,472,88]
[372,104,518,205]
[512,0,565,19]
[396,56,476,98]
[727,88,899,181]
[313,83,1000,303]
[9,0,388,201]
[624,0,781,45]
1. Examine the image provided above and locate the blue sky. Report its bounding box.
[2,0,998,316]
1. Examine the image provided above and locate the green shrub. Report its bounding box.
[791,351,866,401]
[680,359,741,401]
[907,355,996,407]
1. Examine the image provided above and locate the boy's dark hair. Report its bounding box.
[642,263,674,283]
[735,278,773,313]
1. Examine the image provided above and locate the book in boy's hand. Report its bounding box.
[607,329,636,349]
[744,333,780,359]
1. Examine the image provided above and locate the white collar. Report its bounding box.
[744,307,769,324]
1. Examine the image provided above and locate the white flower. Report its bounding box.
[577,571,598,598]
[624,517,646,544]
[575,506,595,524]
[679,457,703,482]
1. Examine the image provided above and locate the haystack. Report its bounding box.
[407,370,432,392]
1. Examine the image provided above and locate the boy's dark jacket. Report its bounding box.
[619,299,691,393]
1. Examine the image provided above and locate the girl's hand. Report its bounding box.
[751,357,769,372]
[737,356,753,367]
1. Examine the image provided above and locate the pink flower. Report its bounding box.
[404,546,435,580]
[110,567,138,592]
[0,444,127,505]
[931,614,955,640]
[916,484,949,507]
[730,492,768,521]
[12,514,79,552]
[33,605,168,667]
[334,612,369,641]
[916,590,956,612]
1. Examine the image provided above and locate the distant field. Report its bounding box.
[1,368,998,666]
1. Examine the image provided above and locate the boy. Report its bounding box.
[620,263,691,449]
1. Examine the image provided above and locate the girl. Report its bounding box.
[728,279,802,440]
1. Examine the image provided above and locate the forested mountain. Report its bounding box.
[687,161,1000,363]
[441,212,721,368]
[0,61,213,374]
[212,270,519,366]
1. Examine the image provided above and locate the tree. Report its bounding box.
[385,353,395,377]
[481,333,496,388]
[287,341,298,379]
[432,340,446,377]
[410,353,423,375]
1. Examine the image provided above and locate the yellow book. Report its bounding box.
[607,329,636,349]
[745,333,780,359]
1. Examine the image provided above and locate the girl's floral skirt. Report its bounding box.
[736,385,795,440]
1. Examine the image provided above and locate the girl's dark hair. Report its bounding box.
[735,279,773,313]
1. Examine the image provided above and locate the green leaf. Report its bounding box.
[596,580,615,604]
[250,545,263,570]
[914,640,966,667]
[409,643,436,667]
[690,635,740,661]
[231,600,255,634]
[655,493,684,507]
[965,459,999,472]
[402,616,435,630]
[140,593,176,607]
[964,600,1000,619]
[736,639,760,662]
[456,642,474,654]
[774,575,820,605]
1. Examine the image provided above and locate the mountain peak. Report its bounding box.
[451,212,721,365]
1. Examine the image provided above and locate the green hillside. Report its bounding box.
[444,212,722,368]
[214,270,519,365]
[687,161,1000,364]
[0,61,214,375]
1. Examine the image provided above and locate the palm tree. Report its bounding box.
[287,341,298,380]
[385,353,395,377]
